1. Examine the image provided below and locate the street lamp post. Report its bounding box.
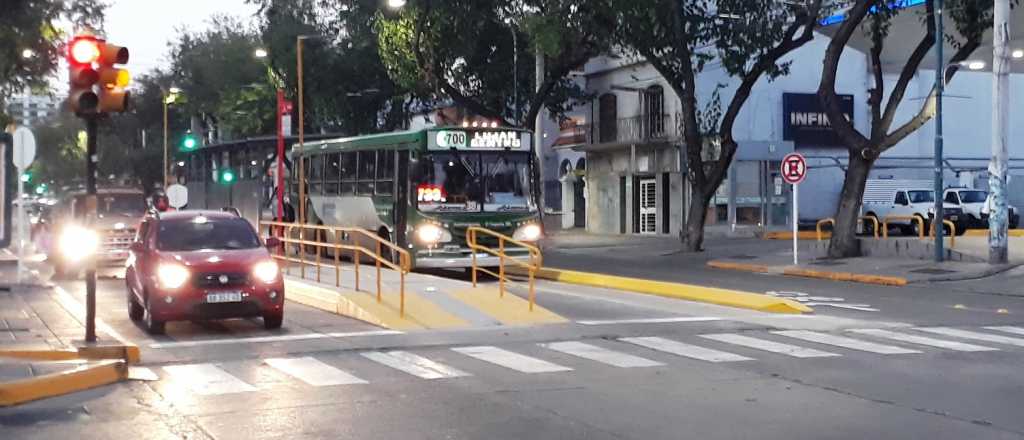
[932,0,945,262]
[162,87,181,188]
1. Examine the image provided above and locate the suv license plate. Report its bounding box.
[207,292,243,303]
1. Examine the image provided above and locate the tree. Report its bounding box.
[817,0,1009,257]
[377,0,613,127]
[607,0,824,251]
[0,0,105,124]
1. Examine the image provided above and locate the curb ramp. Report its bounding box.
[285,274,568,330]
[509,267,811,314]
[0,344,140,407]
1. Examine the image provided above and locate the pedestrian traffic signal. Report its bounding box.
[217,169,236,185]
[181,132,198,151]
[67,34,130,114]
[20,172,31,183]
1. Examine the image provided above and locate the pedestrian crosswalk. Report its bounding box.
[148,326,1024,397]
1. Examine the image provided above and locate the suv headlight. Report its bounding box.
[416,223,451,244]
[157,263,190,289]
[513,223,543,242]
[253,260,280,284]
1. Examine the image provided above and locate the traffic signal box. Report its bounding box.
[67,34,130,114]
[181,132,198,151]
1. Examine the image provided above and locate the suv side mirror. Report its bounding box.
[265,237,282,248]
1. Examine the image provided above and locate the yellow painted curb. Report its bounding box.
[764,231,827,240]
[707,260,770,273]
[285,278,469,330]
[0,360,128,407]
[782,267,908,286]
[0,345,140,365]
[450,288,568,326]
[964,229,1024,237]
[512,267,811,314]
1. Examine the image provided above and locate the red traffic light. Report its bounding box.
[69,37,101,65]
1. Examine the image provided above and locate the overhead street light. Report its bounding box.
[254,48,268,58]
[388,0,407,8]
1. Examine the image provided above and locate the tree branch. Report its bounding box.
[878,0,936,136]
[868,15,884,138]
[817,0,872,151]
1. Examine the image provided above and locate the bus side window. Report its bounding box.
[310,153,324,196]
[340,152,357,195]
[325,153,341,195]
[357,151,376,196]
[376,150,395,196]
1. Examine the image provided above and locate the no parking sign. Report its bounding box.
[781,153,806,265]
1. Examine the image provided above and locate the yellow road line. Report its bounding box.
[0,345,140,364]
[511,267,810,314]
[781,267,908,286]
[706,261,771,273]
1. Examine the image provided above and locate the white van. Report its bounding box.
[943,187,1019,229]
[862,180,963,236]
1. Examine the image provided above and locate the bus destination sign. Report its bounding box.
[429,129,531,151]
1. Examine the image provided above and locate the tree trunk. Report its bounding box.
[684,187,713,252]
[828,152,874,258]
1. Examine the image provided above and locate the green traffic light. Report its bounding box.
[182,135,197,150]
[221,169,235,184]
[20,173,31,183]
[35,186,44,195]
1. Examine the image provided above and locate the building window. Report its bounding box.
[643,85,665,137]
[598,93,617,143]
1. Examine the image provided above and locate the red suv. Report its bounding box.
[126,210,284,334]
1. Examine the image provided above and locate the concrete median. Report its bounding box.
[0,344,140,407]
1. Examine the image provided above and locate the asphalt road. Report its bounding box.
[2,258,1024,439]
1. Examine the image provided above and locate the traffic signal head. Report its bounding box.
[216,168,236,185]
[66,35,130,114]
[181,132,197,151]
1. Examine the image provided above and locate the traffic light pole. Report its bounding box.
[84,116,98,343]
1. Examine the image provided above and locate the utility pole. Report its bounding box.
[84,116,98,343]
[932,0,945,262]
[534,48,545,212]
[990,0,1011,264]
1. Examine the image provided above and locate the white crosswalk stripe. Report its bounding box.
[619,336,754,362]
[849,329,998,352]
[983,326,1024,336]
[771,330,921,354]
[914,327,1024,347]
[361,351,469,379]
[452,346,573,373]
[264,357,368,386]
[699,333,841,358]
[540,341,664,367]
[162,364,257,395]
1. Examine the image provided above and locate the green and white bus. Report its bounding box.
[293,126,541,268]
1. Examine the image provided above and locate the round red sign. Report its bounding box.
[781,153,807,185]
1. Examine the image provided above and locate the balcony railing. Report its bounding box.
[572,113,681,146]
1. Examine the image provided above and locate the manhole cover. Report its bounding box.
[910,268,958,275]
[728,255,758,260]
[810,260,846,266]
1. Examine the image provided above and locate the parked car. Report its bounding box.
[943,188,1018,229]
[125,209,284,334]
[862,179,963,236]
[44,187,147,278]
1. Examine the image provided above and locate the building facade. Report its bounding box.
[3,91,61,128]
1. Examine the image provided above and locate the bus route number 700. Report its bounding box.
[435,130,467,149]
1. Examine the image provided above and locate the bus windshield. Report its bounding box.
[417,152,535,213]
[74,193,146,218]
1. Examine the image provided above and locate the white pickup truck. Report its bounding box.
[943,188,1019,229]
[862,179,964,236]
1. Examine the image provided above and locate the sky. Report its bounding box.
[102,0,260,74]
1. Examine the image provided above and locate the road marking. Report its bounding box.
[361,351,468,379]
[849,329,998,352]
[576,317,722,326]
[984,326,1024,336]
[915,327,1024,347]
[771,330,921,354]
[699,333,840,358]
[162,364,257,395]
[767,291,878,312]
[451,346,573,373]
[53,285,132,345]
[264,357,368,386]
[148,330,403,349]
[619,337,754,362]
[540,341,664,367]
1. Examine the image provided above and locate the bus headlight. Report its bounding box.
[416,223,451,244]
[253,260,280,284]
[157,263,190,290]
[513,223,543,242]
[59,225,100,262]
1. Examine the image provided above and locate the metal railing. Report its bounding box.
[466,226,543,311]
[260,220,412,316]
[815,217,880,241]
[584,113,681,145]
[881,216,926,239]
[929,219,957,248]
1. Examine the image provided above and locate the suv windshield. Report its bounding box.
[908,190,934,204]
[157,217,261,251]
[959,190,987,203]
[73,193,145,218]
[416,152,535,213]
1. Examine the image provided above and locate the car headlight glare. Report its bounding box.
[513,223,543,242]
[416,223,451,244]
[253,260,280,284]
[59,225,100,262]
[157,263,190,289]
